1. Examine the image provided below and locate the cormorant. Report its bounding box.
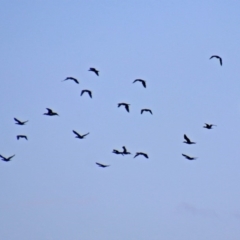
[141,109,153,114]
[210,55,222,66]
[81,90,92,98]
[43,108,59,116]
[203,123,216,129]
[133,79,146,88]
[0,154,15,162]
[118,103,130,112]
[62,77,79,84]
[72,130,89,139]
[89,68,99,76]
[183,134,196,144]
[96,162,110,168]
[182,154,197,160]
[17,135,28,140]
[14,118,28,125]
[122,146,131,155]
[134,152,149,158]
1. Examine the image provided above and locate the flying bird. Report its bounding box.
[62,77,79,84]
[81,90,92,98]
[210,55,222,66]
[134,152,149,159]
[182,154,197,160]
[141,109,153,115]
[17,135,28,140]
[72,130,89,139]
[118,103,130,112]
[0,154,15,162]
[122,146,131,155]
[203,123,216,129]
[183,134,196,144]
[89,67,99,76]
[96,162,110,168]
[133,79,146,88]
[43,108,59,116]
[112,149,124,156]
[14,118,28,125]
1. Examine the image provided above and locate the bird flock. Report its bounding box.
[2,57,221,166]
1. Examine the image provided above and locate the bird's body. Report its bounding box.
[0,154,15,162]
[141,109,153,115]
[210,55,222,66]
[133,79,146,88]
[183,134,196,144]
[17,135,28,140]
[182,154,197,160]
[14,118,28,125]
[134,152,148,158]
[118,103,130,112]
[89,68,99,76]
[203,123,216,129]
[43,108,59,116]
[96,162,109,168]
[112,149,124,156]
[122,146,131,155]
[73,130,89,139]
[81,90,92,98]
[62,77,79,84]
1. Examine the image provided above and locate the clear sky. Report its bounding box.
[1,1,240,239]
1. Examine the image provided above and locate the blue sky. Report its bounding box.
[1,1,240,239]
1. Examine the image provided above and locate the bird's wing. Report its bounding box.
[133,79,138,83]
[122,146,127,152]
[9,155,15,159]
[14,118,21,123]
[96,162,109,167]
[82,132,89,137]
[149,110,153,114]
[141,109,144,114]
[88,91,92,98]
[144,153,149,158]
[182,154,188,158]
[126,105,130,112]
[219,58,222,65]
[24,136,28,140]
[184,134,190,142]
[142,81,146,88]
[72,130,80,136]
[46,108,52,113]
[0,155,4,159]
[80,90,84,96]
[134,153,138,158]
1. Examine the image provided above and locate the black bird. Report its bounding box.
[141,109,153,115]
[112,149,124,156]
[17,135,28,140]
[133,79,146,88]
[210,55,222,66]
[89,67,99,76]
[122,146,131,155]
[14,118,28,125]
[62,77,79,84]
[118,103,130,112]
[183,134,196,144]
[73,130,89,139]
[134,152,149,158]
[203,123,216,129]
[81,90,92,98]
[43,108,59,116]
[96,162,110,168]
[0,154,15,162]
[182,154,197,160]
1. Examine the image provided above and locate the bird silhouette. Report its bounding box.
[118,103,130,112]
[14,118,28,125]
[81,90,92,98]
[112,149,124,156]
[141,109,153,115]
[62,77,79,84]
[96,162,110,168]
[203,123,216,129]
[210,55,222,66]
[134,152,149,158]
[133,79,146,88]
[122,146,131,155]
[17,135,28,140]
[0,154,15,162]
[182,154,197,160]
[89,68,99,76]
[43,108,59,116]
[183,134,196,144]
[72,130,89,139]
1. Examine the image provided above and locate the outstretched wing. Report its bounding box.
[184,134,190,142]
[72,130,80,137]
[46,108,53,114]
[125,105,130,112]
[14,118,21,124]
[122,146,127,152]
[82,132,89,137]
[96,162,109,167]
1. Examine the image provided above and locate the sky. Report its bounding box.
[1,1,240,239]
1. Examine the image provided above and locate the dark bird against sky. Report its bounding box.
[122,146,131,155]
[182,154,197,160]
[133,79,146,88]
[62,77,79,84]
[183,134,196,144]
[81,89,92,98]
[14,118,28,125]
[43,108,59,116]
[210,55,222,66]
[0,154,15,162]
[96,162,110,168]
[112,149,124,156]
[141,109,153,115]
[134,152,149,158]
[203,123,217,129]
[17,135,28,140]
[72,130,89,139]
[118,103,130,112]
[89,67,99,76]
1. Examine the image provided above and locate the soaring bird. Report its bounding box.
[118,103,130,112]
[0,154,15,162]
[89,67,99,76]
[112,149,124,156]
[62,77,79,84]
[182,154,197,160]
[133,79,146,88]
[17,135,28,140]
[43,108,59,116]
[203,123,216,129]
[73,130,89,139]
[122,146,131,155]
[210,55,222,66]
[14,118,28,125]
[183,134,196,144]
[141,109,153,115]
[134,152,149,158]
[81,90,92,98]
[96,162,110,168]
